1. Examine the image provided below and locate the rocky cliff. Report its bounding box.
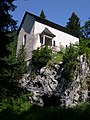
[20,54,90,107]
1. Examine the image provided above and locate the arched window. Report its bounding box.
[23,34,26,46]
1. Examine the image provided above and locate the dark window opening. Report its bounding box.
[88,92,90,97]
[53,41,55,46]
[45,36,52,46]
[40,36,43,44]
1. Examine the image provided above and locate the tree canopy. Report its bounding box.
[0,0,17,79]
[0,0,17,32]
[0,0,17,58]
[81,19,90,39]
[32,46,52,69]
[40,9,46,19]
[66,12,81,38]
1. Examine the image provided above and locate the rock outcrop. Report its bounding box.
[20,55,90,107]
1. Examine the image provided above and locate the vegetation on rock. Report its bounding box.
[62,44,79,81]
[0,2,90,119]
[32,46,52,69]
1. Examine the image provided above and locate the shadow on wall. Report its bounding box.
[22,14,35,34]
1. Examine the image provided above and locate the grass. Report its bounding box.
[52,52,63,63]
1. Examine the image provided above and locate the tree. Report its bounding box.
[66,12,81,38]
[0,0,17,79]
[32,46,52,69]
[0,31,17,80]
[0,0,17,57]
[40,9,46,19]
[0,0,17,32]
[79,38,90,63]
[62,44,79,81]
[12,47,27,81]
[81,19,90,39]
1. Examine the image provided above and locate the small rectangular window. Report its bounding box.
[40,36,43,44]
[23,34,26,46]
[53,41,55,46]
[45,37,52,46]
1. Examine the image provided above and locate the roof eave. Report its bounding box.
[17,11,79,38]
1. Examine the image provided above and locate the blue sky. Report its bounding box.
[12,0,90,27]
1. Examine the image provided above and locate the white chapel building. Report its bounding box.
[17,11,79,63]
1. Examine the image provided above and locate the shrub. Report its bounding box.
[62,44,79,81]
[32,46,52,69]
[63,44,79,63]
[79,38,90,63]
[0,93,32,114]
[12,46,27,80]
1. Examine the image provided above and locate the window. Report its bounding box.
[40,36,43,44]
[23,34,26,46]
[45,36,52,46]
[53,41,55,46]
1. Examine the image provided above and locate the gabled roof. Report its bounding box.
[17,11,78,38]
[40,28,55,37]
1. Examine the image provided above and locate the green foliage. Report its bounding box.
[79,38,90,63]
[32,46,52,69]
[13,46,27,80]
[79,38,89,54]
[0,0,17,32]
[0,0,17,79]
[0,31,17,80]
[0,0,17,58]
[6,31,18,64]
[0,93,32,114]
[52,52,63,63]
[0,102,90,120]
[81,20,90,38]
[0,33,27,81]
[85,47,90,63]
[66,12,81,37]
[40,9,46,19]
[63,44,79,63]
[62,44,79,81]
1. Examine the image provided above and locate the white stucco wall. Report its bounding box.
[17,14,35,61]
[17,13,79,61]
[34,21,79,50]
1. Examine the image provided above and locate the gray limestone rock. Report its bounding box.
[20,55,90,107]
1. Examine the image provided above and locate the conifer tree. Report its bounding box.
[0,0,17,79]
[66,12,80,38]
[0,0,17,32]
[13,47,27,81]
[40,9,46,19]
[0,0,17,58]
